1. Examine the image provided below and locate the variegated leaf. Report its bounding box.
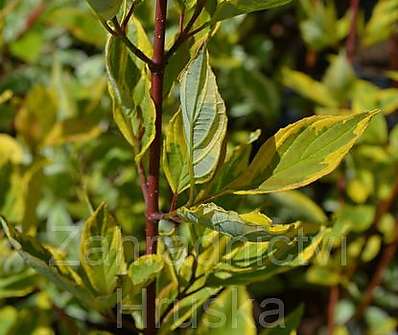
[105,34,155,163]
[80,203,126,295]
[229,112,376,194]
[164,49,227,195]
[178,203,302,242]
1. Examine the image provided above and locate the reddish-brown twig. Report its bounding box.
[327,285,339,335]
[144,1,168,334]
[16,1,46,39]
[165,0,207,60]
[355,220,398,319]
[346,0,360,63]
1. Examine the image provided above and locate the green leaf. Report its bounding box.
[335,205,375,233]
[322,52,356,103]
[0,134,23,166]
[268,191,327,224]
[105,35,155,162]
[206,227,326,286]
[390,124,398,158]
[360,114,388,145]
[178,203,303,242]
[203,130,261,197]
[86,0,123,20]
[164,48,227,194]
[282,67,337,107]
[307,265,341,286]
[129,17,153,58]
[363,0,398,47]
[352,80,380,114]
[365,307,397,335]
[80,203,127,295]
[180,48,228,187]
[160,287,221,334]
[128,255,164,288]
[2,160,46,235]
[163,112,190,194]
[176,0,196,10]
[9,31,44,63]
[164,31,209,96]
[229,112,376,194]
[46,7,106,47]
[378,88,398,115]
[361,235,382,262]
[347,170,374,204]
[0,217,101,310]
[158,221,189,284]
[0,269,38,299]
[15,85,57,149]
[197,286,256,335]
[0,306,17,335]
[44,116,104,146]
[213,0,292,22]
[260,304,304,335]
[299,0,348,50]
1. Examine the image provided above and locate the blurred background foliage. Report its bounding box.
[0,0,398,334]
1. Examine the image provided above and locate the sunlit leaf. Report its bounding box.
[164,48,227,194]
[178,203,303,242]
[362,235,382,262]
[206,227,326,286]
[203,130,261,197]
[197,286,256,335]
[2,161,46,235]
[9,31,43,63]
[363,0,398,46]
[0,269,38,299]
[180,48,228,187]
[299,0,349,50]
[282,67,337,107]
[213,0,292,22]
[0,306,17,335]
[228,112,376,194]
[307,265,340,286]
[160,287,221,335]
[163,112,189,194]
[378,89,398,115]
[44,116,104,146]
[0,217,103,310]
[80,203,127,295]
[106,35,156,162]
[128,255,164,288]
[0,134,23,166]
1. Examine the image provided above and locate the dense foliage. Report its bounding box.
[0,0,398,334]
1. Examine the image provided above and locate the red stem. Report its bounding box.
[327,286,339,335]
[169,193,178,212]
[388,33,398,87]
[145,0,168,334]
[166,0,206,60]
[16,1,46,39]
[346,0,360,63]
[355,221,398,319]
